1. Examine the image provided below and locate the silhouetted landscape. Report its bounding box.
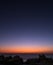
[0,54,53,65]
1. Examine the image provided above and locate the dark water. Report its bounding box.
[0,53,53,61]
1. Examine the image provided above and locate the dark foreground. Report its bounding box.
[0,54,53,65]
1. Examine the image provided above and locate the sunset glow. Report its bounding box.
[0,0,53,54]
[0,45,53,53]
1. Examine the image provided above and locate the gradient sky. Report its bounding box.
[0,1,53,53]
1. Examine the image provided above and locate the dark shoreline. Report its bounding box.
[0,54,53,65]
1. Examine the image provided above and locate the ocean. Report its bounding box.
[0,53,53,61]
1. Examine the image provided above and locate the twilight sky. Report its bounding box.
[0,0,53,53]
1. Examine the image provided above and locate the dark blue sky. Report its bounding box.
[0,0,53,53]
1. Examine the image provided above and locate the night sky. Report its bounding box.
[0,0,53,53]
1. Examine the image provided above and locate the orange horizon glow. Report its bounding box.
[0,46,53,54]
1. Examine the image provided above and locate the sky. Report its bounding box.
[0,0,53,53]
